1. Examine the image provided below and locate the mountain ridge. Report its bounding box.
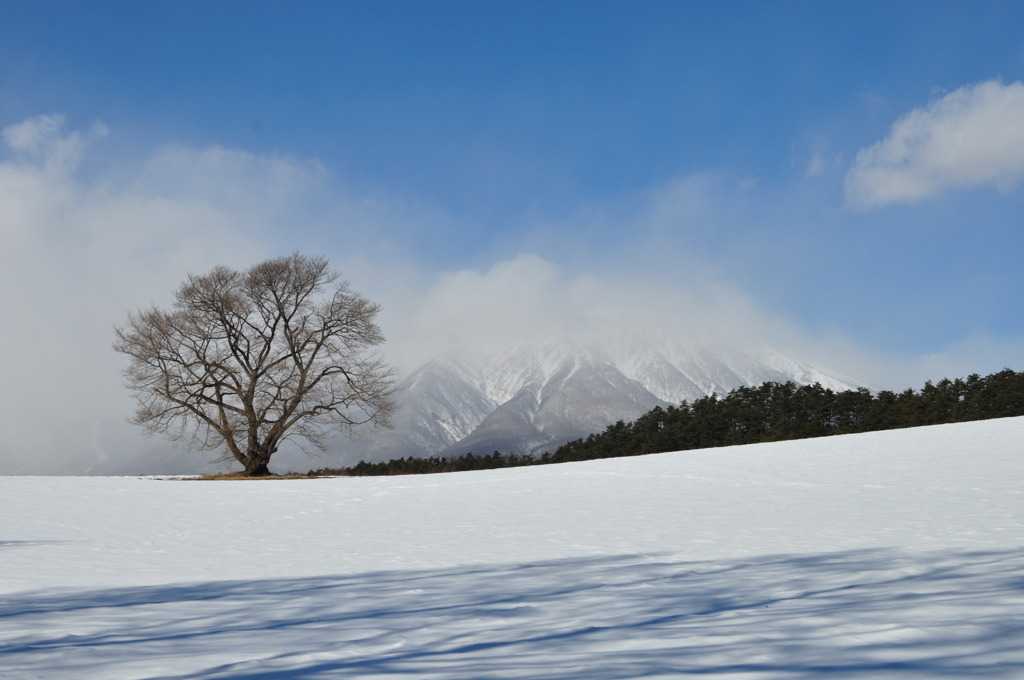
[337,331,862,464]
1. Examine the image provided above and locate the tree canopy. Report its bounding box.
[114,253,395,476]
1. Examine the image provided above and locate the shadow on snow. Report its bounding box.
[3,546,1024,678]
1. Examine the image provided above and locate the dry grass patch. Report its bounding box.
[188,471,334,481]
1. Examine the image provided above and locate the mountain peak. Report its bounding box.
[335,331,862,465]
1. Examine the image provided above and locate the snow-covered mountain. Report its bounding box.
[341,330,861,464]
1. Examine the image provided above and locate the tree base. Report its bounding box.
[244,462,272,477]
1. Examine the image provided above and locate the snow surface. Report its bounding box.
[3,418,1024,678]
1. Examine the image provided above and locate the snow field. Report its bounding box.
[2,417,1024,678]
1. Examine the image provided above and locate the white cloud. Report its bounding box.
[0,115,470,474]
[378,251,818,375]
[3,115,1015,475]
[0,116,329,474]
[2,113,108,174]
[845,79,1024,209]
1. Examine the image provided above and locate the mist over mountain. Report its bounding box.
[337,328,861,465]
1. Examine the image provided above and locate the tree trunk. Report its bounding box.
[244,459,271,476]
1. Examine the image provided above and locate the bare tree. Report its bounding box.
[113,253,395,476]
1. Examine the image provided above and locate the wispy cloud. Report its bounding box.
[845,80,1024,209]
[2,114,108,173]
[377,250,891,394]
[0,115,459,473]
[0,116,298,473]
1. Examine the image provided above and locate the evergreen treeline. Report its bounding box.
[311,368,1024,477]
[335,451,547,477]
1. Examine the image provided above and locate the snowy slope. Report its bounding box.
[343,353,498,463]
[3,417,1024,678]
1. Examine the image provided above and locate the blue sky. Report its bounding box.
[3,1,1024,471]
